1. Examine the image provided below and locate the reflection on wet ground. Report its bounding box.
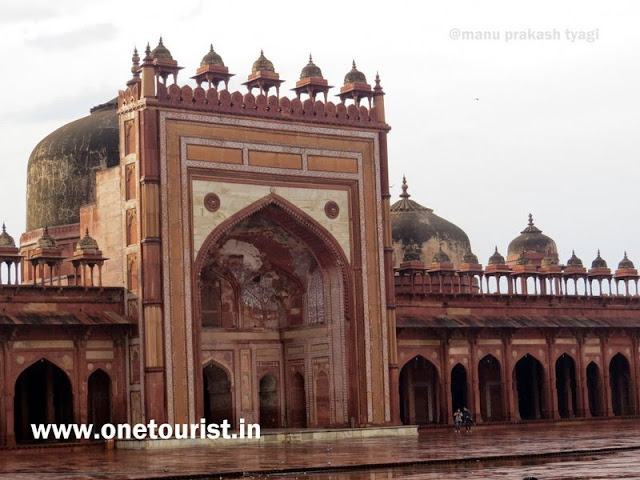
[1,419,640,479]
[251,452,640,479]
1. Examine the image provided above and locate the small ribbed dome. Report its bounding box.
[507,214,558,263]
[36,227,57,249]
[618,252,634,269]
[300,54,323,79]
[0,223,15,248]
[591,250,607,269]
[252,50,275,73]
[567,250,583,267]
[391,177,471,268]
[151,37,173,61]
[488,247,506,265]
[201,44,224,67]
[433,246,450,263]
[77,228,99,251]
[463,249,479,264]
[344,60,367,84]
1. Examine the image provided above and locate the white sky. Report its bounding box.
[1,0,639,268]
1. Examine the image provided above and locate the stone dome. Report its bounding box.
[77,228,99,251]
[252,50,275,73]
[201,44,224,67]
[344,61,367,84]
[26,98,119,231]
[567,250,583,267]
[507,214,558,265]
[591,250,607,269]
[0,224,15,248]
[488,247,506,265]
[36,227,57,249]
[463,248,479,264]
[151,37,173,61]
[300,55,323,79]
[391,177,472,268]
[618,252,635,270]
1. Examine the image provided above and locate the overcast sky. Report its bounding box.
[1,0,639,268]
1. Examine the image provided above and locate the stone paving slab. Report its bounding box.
[1,420,639,479]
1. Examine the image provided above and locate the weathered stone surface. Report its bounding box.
[26,99,119,231]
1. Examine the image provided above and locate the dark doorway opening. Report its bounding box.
[14,359,73,442]
[555,354,577,418]
[451,364,468,412]
[203,363,233,425]
[88,369,111,429]
[514,355,545,420]
[479,354,503,421]
[587,362,602,417]
[259,374,279,428]
[399,356,440,425]
[610,353,633,416]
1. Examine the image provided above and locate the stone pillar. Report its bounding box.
[470,337,482,422]
[576,335,588,417]
[547,337,559,419]
[503,335,516,421]
[602,336,613,417]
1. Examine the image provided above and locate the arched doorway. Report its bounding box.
[610,353,633,416]
[289,372,306,428]
[399,356,440,425]
[555,354,577,418]
[478,354,503,421]
[450,364,467,412]
[87,369,111,429]
[259,374,279,428]
[203,363,233,425]
[587,362,602,417]
[195,196,351,428]
[514,354,546,420]
[14,359,73,442]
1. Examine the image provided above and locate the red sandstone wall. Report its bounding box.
[80,166,124,287]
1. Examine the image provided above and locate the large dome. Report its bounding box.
[390,177,471,268]
[26,98,119,231]
[507,214,558,266]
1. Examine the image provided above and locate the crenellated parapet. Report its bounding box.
[117,38,389,130]
[119,83,386,129]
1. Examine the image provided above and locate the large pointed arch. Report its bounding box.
[193,192,354,426]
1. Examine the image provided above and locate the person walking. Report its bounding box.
[462,407,474,434]
[453,408,463,433]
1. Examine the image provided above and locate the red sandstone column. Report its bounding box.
[576,336,589,417]
[547,337,559,419]
[470,338,482,422]
[74,335,88,427]
[504,338,517,421]
[631,336,640,415]
[602,337,613,416]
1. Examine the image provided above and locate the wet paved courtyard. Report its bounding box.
[1,419,639,479]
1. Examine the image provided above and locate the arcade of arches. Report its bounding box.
[398,337,637,425]
[196,202,350,428]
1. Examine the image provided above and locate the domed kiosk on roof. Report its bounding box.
[390,177,472,268]
[507,214,558,268]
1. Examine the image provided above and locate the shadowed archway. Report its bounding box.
[610,353,634,416]
[203,363,233,425]
[399,356,440,425]
[14,359,73,443]
[555,354,577,418]
[478,354,503,421]
[514,354,546,420]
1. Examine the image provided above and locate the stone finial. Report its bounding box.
[144,43,152,62]
[36,226,57,249]
[400,175,410,199]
